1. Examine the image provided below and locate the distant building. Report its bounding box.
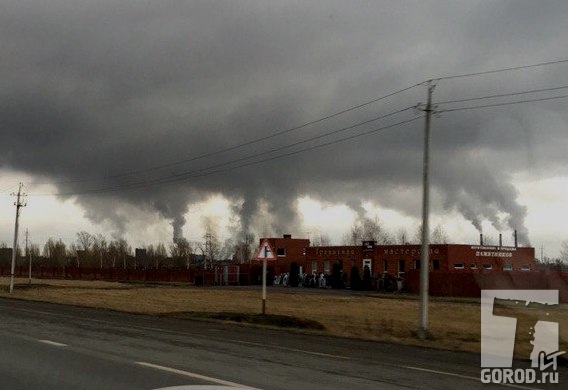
[307,243,535,277]
[256,235,535,277]
[258,234,310,275]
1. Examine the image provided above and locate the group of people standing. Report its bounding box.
[273,272,328,288]
[378,272,404,292]
[272,268,404,292]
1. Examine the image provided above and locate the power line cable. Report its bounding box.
[436,59,568,81]
[30,85,568,196]
[23,58,568,193]
[31,82,424,187]
[132,107,415,185]
[0,183,22,194]
[62,83,568,195]
[436,84,568,105]
[179,117,424,182]
[43,106,414,196]
[439,94,568,113]
[38,115,422,196]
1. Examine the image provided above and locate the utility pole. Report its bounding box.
[10,183,26,294]
[26,229,32,285]
[418,81,436,340]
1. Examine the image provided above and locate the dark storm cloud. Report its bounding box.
[2,0,568,243]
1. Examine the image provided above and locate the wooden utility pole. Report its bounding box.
[10,183,26,294]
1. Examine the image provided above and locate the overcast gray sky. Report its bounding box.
[1,0,567,255]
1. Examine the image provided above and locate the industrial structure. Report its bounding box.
[261,234,536,277]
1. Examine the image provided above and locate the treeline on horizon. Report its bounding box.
[2,217,566,267]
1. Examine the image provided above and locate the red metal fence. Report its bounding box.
[0,264,258,287]
[404,269,568,302]
[3,265,568,301]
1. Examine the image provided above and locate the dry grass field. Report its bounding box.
[1,277,566,357]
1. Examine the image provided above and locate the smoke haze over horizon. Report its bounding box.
[2,1,568,255]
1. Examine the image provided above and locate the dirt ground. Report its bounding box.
[1,277,566,357]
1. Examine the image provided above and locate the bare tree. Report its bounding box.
[346,221,364,245]
[170,237,192,269]
[42,238,67,267]
[25,242,41,268]
[344,217,392,245]
[196,235,221,269]
[219,238,235,261]
[197,218,221,268]
[395,228,409,245]
[109,238,131,268]
[413,224,450,245]
[145,244,156,268]
[93,234,107,268]
[76,231,94,267]
[412,225,423,244]
[141,244,164,269]
[231,233,255,263]
[76,231,94,250]
[312,233,332,247]
[362,217,380,241]
[15,245,23,261]
[430,224,449,244]
[560,240,568,263]
[155,242,167,268]
[362,216,393,244]
[25,241,38,258]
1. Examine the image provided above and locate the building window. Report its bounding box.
[383,260,388,273]
[277,248,286,257]
[311,260,317,273]
[453,263,465,269]
[362,259,372,275]
[414,259,420,269]
[324,260,331,274]
[398,260,405,275]
[503,263,513,271]
[432,259,440,270]
[483,263,493,270]
[470,263,477,269]
[521,264,531,271]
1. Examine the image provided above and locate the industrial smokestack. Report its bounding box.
[499,233,502,247]
[480,233,484,246]
[514,230,518,248]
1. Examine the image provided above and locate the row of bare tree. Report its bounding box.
[3,220,566,267]
[314,217,452,246]
[0,229,257,269]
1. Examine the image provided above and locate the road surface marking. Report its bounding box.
[404,366,540,390]
[280,347,351,359]
[232,339,351,360]
[137,362,258,389]
[38,339,68,347]
[12,306,349,361]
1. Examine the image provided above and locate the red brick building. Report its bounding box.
[260,235,535,277]
[260,234,310,275]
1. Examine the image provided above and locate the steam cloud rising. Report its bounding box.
[2,1,568,246]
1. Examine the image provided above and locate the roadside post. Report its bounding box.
[254,239,276,315]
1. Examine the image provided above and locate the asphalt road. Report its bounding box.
[0,297,564,389]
